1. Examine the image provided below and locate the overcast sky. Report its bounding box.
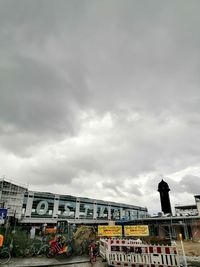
[1,0,200,214]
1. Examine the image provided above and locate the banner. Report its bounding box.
[0,209,7,219]
[98,225,122,237]
[124,225,149,237]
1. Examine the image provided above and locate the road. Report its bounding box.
[51,257,106,267]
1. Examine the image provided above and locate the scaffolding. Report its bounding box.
[0,178,28,220]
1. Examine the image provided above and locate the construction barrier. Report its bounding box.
[100,238,180,267]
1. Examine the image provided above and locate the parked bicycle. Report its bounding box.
[0,234,11,265]
[24,238,43,257]
[24,235,54,257]
[89,241,98,264]
[47,235,72,258]
[0,246,11,265]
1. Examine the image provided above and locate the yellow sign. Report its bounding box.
[124,225,149,237]
[98,225,122,237]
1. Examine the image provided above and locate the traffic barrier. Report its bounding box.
[100,238,180,267]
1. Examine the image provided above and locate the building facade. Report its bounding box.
[0,180,148,225]
[124,215,200,241]
[21,191,148,225]
[175,204,198,217]
[195,195,200,216]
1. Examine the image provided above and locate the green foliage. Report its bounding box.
[72,226,97,255]
[0,227,6,235]
[12,230,29,257]
[1,228,29,257]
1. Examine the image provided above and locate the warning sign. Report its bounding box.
[124,225,149,237]
[98,225,122,237]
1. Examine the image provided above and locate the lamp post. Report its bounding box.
[179,233,187,267]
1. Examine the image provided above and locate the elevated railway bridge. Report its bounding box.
[122,215,200,241]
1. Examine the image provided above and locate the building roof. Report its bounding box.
[25,190,148,211]
[175,204,197,210]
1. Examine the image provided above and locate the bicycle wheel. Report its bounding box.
[24,244,36,257]
[0,250,11,265]
[90,255,96,264]
[37,244,50,257]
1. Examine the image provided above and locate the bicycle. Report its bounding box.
[24,238,43,257]
[36,243,49,257]
[0,247,11,265]
[89,244,98,264]
[47,237,65,257]
[45,236,73,258]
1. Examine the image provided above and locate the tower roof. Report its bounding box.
[158,179,170,191]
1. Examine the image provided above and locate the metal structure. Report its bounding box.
[175,204,198,217]
[0,179,27,220]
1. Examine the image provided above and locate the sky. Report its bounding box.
[1,0,200,214]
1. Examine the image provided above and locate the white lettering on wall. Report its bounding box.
[84,204,90,216]
[63,203,71,216]
[36,201,49,215]
[30,197,143,219]
[99,207,105,217]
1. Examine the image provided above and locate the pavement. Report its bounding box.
[5,255,200,267]
[3,255,94,267]
[4,256,89,267]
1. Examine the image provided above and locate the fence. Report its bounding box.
[100,238,180,267]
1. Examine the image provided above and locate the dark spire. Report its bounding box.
[158,179,170,192]
[158,179,172,214]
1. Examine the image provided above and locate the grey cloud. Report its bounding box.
[180,175,200,195]
[1,0,200,142]
[1,0,200,212]
[0,50,91,155]
[31,164,76,186]
[101,180,137,198]
[106,186,126,198]
[0,54,89,130]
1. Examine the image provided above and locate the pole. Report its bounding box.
[14,210,17,233]
[179,233,187,267]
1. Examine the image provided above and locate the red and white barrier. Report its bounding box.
[99,238,180,267]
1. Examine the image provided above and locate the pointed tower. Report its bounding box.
[158,179,172,214]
